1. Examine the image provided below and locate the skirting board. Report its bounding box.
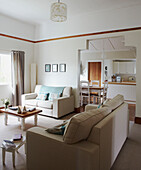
[135,117,141,124]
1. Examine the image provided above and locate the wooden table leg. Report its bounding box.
[4,114,8,125]
[21,118,25,130]
[34,114,38,126]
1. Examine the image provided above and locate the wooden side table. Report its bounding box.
[0,136,26,167]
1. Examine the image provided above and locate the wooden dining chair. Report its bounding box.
[80,80,90,106]
[91,80,99,87]
[90,80,101,104]
[101,80,108,103]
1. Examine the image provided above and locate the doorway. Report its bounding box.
[88,62,102,86]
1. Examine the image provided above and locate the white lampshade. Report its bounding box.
[50,0,67,22]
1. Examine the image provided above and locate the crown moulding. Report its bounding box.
[0,27,141,44]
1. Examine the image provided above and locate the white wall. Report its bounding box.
[0,14,35,40]
[0,14,35,105]
[124,31,141,117]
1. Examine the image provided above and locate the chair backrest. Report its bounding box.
[103,80,108,94]
[91,80,99,87]
[80,80,90,94]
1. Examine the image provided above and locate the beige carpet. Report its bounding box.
[0,113,141,170]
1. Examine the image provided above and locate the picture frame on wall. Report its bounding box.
[59,64,66,72]
[45,64,51,72]
[52,64,58,72]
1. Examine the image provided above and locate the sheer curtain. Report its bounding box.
[11,51,24,106]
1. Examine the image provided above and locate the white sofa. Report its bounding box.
[22,85,74,118]
[26,94,129,170]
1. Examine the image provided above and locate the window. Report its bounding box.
[0,54,11,84]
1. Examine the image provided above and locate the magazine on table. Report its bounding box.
[2,140,16,149]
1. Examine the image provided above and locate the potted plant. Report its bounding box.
[1,98,10,110]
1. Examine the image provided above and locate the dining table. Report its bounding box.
[81,85,104,104]
[89,85,104,95]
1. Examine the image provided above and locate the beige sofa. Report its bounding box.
[22,85,74,118]
[26,94,129,170]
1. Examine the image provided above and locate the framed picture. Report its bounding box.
[60,64,66,72]
[52,64,58,72]
[45,64,51,72]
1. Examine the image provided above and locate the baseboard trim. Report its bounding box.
[135,117,141,124]
[75,107,80,113]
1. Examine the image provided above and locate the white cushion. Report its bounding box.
[38,100,53,109]
[63,107,111,144]
[35,85,42,94]
[62,87,72,97]
[25,99,38,106]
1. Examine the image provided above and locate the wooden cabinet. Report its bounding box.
[113,61,136,74]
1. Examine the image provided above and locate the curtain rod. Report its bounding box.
[11,50,25,53]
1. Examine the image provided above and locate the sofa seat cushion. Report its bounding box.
[25,99,37,106]
[38,100,53,109]
[63,107,111,144]
[103,94,124,111]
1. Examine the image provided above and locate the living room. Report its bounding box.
[0,0,141,170]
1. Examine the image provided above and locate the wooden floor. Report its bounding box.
[128,104,136,121]
[80,103,136,121]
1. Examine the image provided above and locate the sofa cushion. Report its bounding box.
[38,100,53,109]
[103,94,124,111]
[63,107,111,144]
[39,85,64,96]
[25,99,37,106]
[36,93,49,101]
[62,87,72,97]
[48,93,61,101]
[46,120,69,135]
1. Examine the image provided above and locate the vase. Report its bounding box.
[5,105,8,110]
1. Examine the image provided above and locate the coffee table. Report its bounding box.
[0,107,42,130]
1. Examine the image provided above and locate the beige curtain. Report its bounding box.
[11,51,24,106]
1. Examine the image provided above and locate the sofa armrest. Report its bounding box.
[26,127,99,170]
[53,95,74,118]
[21,93,37,106]
[87,102,129,170]
[85,104,98,112]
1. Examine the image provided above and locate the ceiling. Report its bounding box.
[88,37,136,52]
[0,0,141,25]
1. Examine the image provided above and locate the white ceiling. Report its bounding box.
[0,0,141,25]
[88,37,136,52]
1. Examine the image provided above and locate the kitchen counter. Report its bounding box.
[108,81,136,86]
[107,81,136,102]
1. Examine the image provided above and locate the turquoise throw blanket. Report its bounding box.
[39,86,65,96]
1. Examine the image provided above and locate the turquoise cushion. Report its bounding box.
[46,120,69,135]
[46,124,67,135]
[36,93,49,100]
[39,86,64,96]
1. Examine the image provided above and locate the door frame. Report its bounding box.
[86,60,104,85]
